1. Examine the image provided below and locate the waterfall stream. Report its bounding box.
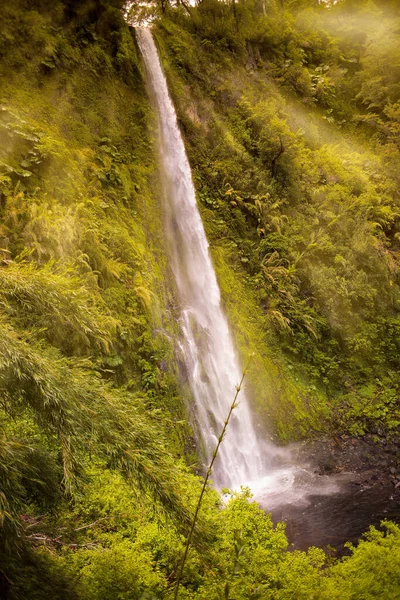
[136,27,264,489]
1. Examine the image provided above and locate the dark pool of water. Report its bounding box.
[266,479,400,555]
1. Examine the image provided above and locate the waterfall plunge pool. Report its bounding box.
[230,436,400,555]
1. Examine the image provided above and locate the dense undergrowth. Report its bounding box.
[0,0,399,597]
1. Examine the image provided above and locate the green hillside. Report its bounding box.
[152,0,400,441]
[0,0,399,597]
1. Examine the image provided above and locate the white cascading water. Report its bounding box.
[136,27,264,489]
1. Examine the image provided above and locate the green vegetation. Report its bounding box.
[0,0,399,598]
[151,0,400,439]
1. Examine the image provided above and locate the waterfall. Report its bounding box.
[136,28,264,489]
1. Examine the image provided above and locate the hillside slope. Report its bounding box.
[153,0,400,441]
[0,0,400,598]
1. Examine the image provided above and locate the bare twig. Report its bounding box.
[173,356,252,600]
[27,534,99,550]
[74,514,128,532]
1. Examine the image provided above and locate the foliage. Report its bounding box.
[320,522,400,600]
[1,0,400,597]
[153,0,400,438]
[34,474,400,600]
[0,0,194,592]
